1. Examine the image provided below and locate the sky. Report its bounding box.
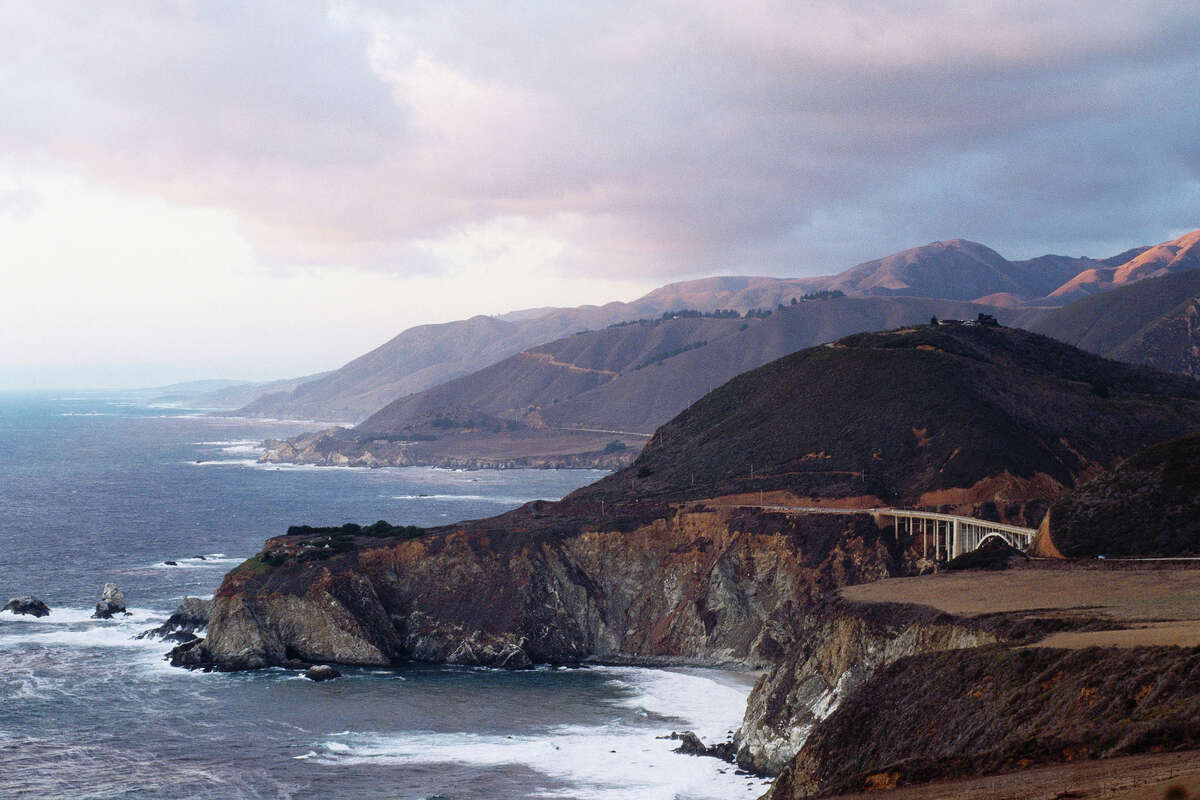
[2,1,1198,389]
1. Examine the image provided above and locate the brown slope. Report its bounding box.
[537,297,1021,433]
[1028,269,1200,377]
[235,279,816,423]
[573,325,1200,515]
[1045,229,1200,304]
[352,315,748,437]
[283,297,1019,470]
[232,235,1165,424]
[825,240,1098,302]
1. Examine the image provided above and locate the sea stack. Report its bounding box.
[92,583,128,619]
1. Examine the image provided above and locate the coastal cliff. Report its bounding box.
[736,605,998,775]
[764,645,1200,797]
[177,506,908,672]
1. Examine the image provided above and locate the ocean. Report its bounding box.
[0,393,769,800]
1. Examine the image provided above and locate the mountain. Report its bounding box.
[262,297,1023,468]
[230,232,1190,423]
[575,324,1200,516]
[1043,229,1200,304]
[823,239,1096,302]
[1041,432,1200,557]
[235,287,810,424]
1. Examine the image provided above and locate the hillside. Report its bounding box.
[230,234,1183,424]
[1025,269,1200,378]
[1044,229,1200,304]
[262,297,1022,467]
[824,239,1096,302]
[1043,433,1200,557]
[574,325,1200,517]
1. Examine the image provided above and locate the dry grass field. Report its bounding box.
[840,562,1200,648]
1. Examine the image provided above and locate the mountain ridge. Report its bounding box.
[232,231,1196,423]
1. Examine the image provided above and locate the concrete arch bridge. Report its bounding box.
[876,508,1036,561]
[741,504,1037,561]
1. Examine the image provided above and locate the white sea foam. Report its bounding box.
[389,493,542,504]
[601,667,753,743]
[194,440,265,456]
[303,667,767,800]
[149,554,242,570]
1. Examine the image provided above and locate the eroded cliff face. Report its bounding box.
[736,606,997,775]
[181,508,906,672]
[763,645,1200,798]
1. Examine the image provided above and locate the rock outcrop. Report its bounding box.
[764,645,1200,798]
[177,507,908,672]
[304,664,342,681]
[736,604,997,775]
[3,597,51,617]
[92,583,127,619]
[137,597,212,643]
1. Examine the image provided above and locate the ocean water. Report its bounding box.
[0,393,769,799]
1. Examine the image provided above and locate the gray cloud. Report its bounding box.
[2,0,1198,276]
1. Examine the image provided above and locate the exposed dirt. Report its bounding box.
[821,750,1200,800]
[839,561,1200,646]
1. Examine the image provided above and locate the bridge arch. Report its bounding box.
[976,531,1015,550]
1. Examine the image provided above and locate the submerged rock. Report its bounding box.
[168,637,213,670]
[137,597,213,642]
[3,596,51,617]
[304,664,342,681]
[92,583,128,619]
[664,731,738,763]
[673,731,708,756]
[447,634,533,670]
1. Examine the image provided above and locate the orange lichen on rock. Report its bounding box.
[864,771,901,791]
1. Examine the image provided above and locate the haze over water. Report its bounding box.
[0,394,766,799]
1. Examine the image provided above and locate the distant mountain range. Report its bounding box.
[261,297,1022,468]
[231,229,1199,427]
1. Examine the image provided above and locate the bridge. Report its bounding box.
[875,508,1037,561]
[732,504,1038,561]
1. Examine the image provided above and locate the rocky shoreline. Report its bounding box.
[257,428,642,470]
[172,500,1200,795]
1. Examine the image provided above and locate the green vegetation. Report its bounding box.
[429,414,522,433]
[789,290,845,303]
[602,440,627,453]
[287,520,426,540]
[233,555,277,575]
[606,307,765,330]
[633,340,708,370]
[358,431,438,443]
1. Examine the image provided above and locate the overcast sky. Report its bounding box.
[2,1,1198,388]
